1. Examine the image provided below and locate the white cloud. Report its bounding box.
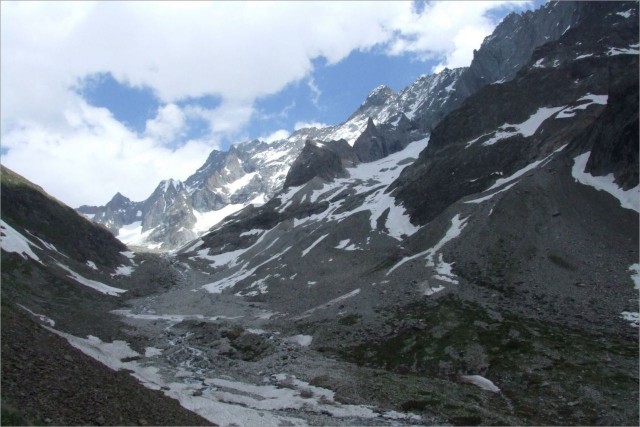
[294,121,330,131]
[386,1,529,70]
[261,129,290,144]
[1,1,532,208]
[306,77,322,107]
[144,103,186,143]
[1,99,217,207]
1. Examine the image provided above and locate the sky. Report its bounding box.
[1,1,541,208]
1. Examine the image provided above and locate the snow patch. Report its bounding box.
[111,310,241,323]
[239,229,264,237]
[183,239,204,253]
[145,347,163,357]
[86,260,98,270]
[607,45,640,56]
[0,220,43,263]
[193,204,245,234]
[301,234,329,257]
[113,265,134,277]
[295,289,361,319]
[621,312,639,328]
[616,9,633,18]
[480,106,565,147]
[121,251,136,259]
[286,335,313,347]
[387,214,467,276]
[47,329,416,426]
[486,146,564,192]
[464,182,518,204]
[17,304,55,326]
[629,264,640,290]
[572,152,640,212]
[460,375,501,393]
[56,263,127,296]
[556,94,608,118]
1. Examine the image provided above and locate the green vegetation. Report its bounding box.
[336,295,639,425]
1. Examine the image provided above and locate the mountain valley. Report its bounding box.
[2,2,639,426]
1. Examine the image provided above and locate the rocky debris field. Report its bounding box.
[1,304,212,426]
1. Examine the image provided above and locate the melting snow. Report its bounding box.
[144,347,163,357]
[572,152,640,212]
[112,310,240,323]
[117,221,148,245]
[239,229,264,237]
[193,204,245,234]
[86,260,98,270]
[0,220,43,263]
[480,106,565,147]
[183,239,204,253]
[224,172,258,194]
[607,45,640,56]
[616,9,633,18]
[286,335,313,347]
[621,312,639,328]
[486,146,565,192]
[387,214,468,276]
[623,265,640,327]
[17,304,55,326]
[295,289,361,319]
[556,93,608,118]
[121,251,136,259]
[460,375,501,393]
[113,265,134,276]
[629,264,640,290]
[289,137,428,239]
[301,234,329,257]
[203,246,290,294]
[575,53,593,60]
[56,263,127,296]
[46,328,415,426]
[464,182,518,204]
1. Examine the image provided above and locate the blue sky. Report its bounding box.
[1,1,542,207]
[75,49,442,147]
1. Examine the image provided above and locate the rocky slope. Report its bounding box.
[0,166,213,425]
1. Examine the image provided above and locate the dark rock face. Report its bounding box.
[1,166,127,269]
[353,118,388,162]
[284,139,356,188]
[393,1,639,226]
[411,1,583,135]
[581,79,639,190]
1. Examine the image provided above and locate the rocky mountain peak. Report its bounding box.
[110,192,131,205]
[364,85,395,105]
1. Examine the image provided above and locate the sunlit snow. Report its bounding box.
[193,204,245,234]
[479,106,565,147]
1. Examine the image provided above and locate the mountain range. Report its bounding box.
[78,1,586,251]
[2,2,639,426]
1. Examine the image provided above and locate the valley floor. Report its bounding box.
[14,256,633,426]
